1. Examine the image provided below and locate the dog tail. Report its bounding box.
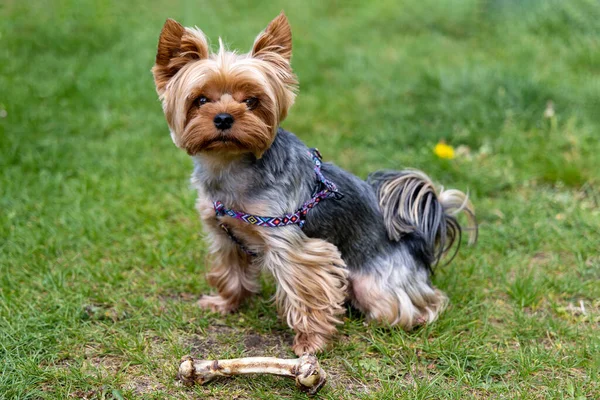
[367,169,477,266]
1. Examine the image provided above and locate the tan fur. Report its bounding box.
[252,12,293,61]
[153,19,209,92]
[152,14,297,158]
[260,229,348,356]
[350,273,448,329]
[196,193,348,355]
[196,199,260,313]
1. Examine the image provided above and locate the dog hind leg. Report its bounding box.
[349,251,448,329]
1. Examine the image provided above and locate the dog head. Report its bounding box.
[152,13,298,158]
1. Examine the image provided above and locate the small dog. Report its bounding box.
[152,13,477,356]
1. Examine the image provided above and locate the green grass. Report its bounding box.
[1,0,599,398]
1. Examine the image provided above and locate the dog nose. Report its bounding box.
[213,113,234,130]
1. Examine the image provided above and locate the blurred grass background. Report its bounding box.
[1,0,599,398]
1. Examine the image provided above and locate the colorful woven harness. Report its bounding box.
[213,148,343,255]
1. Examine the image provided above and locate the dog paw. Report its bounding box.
[292,333,327,356]
[197,295,237,314]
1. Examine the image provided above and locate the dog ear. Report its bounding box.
[251,12,292,62]
[153,19,209,92]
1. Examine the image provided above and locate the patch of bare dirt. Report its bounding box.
[183,325,236,357]
[123,375,167,395]
[158,292,199,303]
[82,354,123,376]
[326,362,374,395]
[182,325,294,358]
[242,332,292,358]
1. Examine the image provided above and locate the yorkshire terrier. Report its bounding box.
[152,13,477,356]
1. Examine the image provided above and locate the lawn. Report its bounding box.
[1,0,599,398]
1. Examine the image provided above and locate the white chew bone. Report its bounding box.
[178,353,327,395]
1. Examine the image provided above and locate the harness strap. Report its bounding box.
[218,223,257,257]
[213,148,343,255]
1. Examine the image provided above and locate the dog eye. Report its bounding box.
[244,97,259,110]
[194,96,209,107]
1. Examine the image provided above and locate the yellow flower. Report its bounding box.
[434,141,455,159]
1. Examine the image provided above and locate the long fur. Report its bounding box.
[367,170,477,268]
[261,229,348,355]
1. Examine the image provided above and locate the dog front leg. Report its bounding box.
[196,201,260,314]
[262,229,348,356]
[198,231,260,314]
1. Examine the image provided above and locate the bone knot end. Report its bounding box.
[177,355,196,386]
[294,354,327,395]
